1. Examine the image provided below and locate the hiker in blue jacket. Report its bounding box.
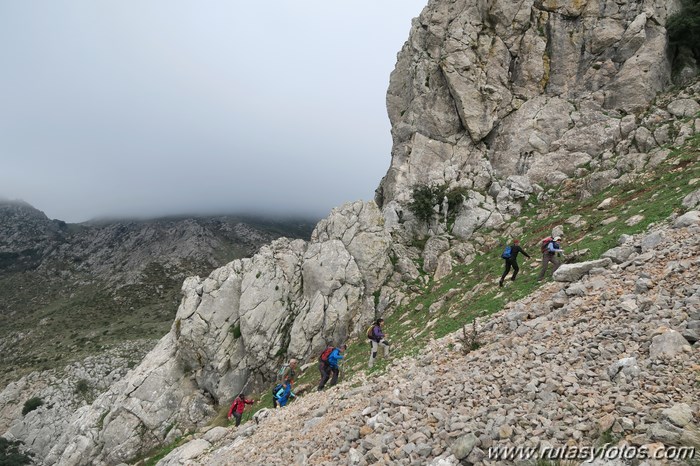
[318,344,346,391]
[272,358,298,408]
[272,380,295,408]
[499,239,531,287]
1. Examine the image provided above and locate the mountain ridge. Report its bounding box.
[0,200,317,388]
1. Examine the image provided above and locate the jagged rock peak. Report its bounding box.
[0,200,64,254]
[377,0,682,208]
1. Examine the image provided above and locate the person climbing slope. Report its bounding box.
[538,236,564,281]
[227,393,255,427]
[367,319,390,368]
[318,344,346,391]
[272,358,298,408]
[499,239,531,287]
[278,358,298,384]
[272,380,295,408]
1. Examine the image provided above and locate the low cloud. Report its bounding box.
[0,0,426,222]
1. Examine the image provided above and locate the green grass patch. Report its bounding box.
[0,437,34,465]
[334,137,700,386]
[229,324,242,339]
[137,434,192,466]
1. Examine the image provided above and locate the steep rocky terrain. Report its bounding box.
[378,0,684,242]
[3,0,700,464]
[0,201,315,386]
[29,201,393,465]
[155,207,700,466]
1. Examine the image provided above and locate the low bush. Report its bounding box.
[0,437,34,465]
[75,379,90,397]
[667,0,700,56]
[408,184,468,226]
[408,184,446,225]
[21,397,43,416]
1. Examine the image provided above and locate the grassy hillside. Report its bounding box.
[346,137,699,378]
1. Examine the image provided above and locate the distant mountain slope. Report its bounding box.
[0,201,316,387]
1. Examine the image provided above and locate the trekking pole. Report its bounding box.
[227,378,252,425]
[239,378,253,399]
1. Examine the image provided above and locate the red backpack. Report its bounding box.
[319,347,333,362]
[540,237,553,253]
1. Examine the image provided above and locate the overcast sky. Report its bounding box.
[0,1,426,223]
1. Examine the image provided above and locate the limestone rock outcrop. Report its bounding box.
[0,341,153,462]
[377,0,684,241]
[553,258,612,282]
[14,202,391,465]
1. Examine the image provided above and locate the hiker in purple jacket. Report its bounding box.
[368,319,390,368]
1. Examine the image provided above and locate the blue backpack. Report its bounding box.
[501,245,512,259]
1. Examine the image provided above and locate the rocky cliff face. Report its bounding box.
[15,202,393,465]
[378,0,682,238]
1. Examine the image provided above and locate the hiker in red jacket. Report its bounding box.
[227,393,255,427]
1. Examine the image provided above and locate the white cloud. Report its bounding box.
[0,0,426,222]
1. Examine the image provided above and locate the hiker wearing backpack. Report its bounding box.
[227,393,255,427]
[272,380,295,408]
[278,358,298,385]
[368,319,390,368]
[317,344,346,391]
[537,236,564,281]
[271,358,298,408]
[499,239,531,287]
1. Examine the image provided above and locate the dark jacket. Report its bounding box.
[507,244,531,260]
